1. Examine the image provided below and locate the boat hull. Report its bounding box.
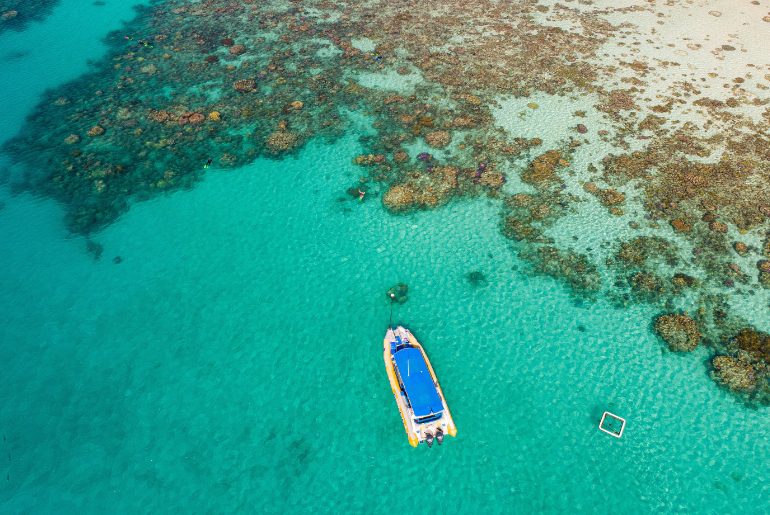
[383,326,457,447]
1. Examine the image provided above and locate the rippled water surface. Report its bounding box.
[1,1,769,513]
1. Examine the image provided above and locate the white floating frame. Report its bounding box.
[599,411,626,438]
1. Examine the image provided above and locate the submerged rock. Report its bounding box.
[654,313,700,352]
[85,240,103,261]
[466,270,487,287]
[386,283,408,304]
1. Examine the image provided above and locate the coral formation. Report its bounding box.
[732,329,770,363]
[712,355,757,392]
[265,130,299,156]
[525,246,601,293]
[654,313,701,352]
[707,328,770,400]
[583,182,625,208]
[425,130,451,149]
[522,150,566,186]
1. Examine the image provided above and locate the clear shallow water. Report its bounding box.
[1,2,769,513]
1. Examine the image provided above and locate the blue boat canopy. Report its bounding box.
[393,348,443,418]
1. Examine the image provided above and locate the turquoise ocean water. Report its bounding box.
[1,2,769,513]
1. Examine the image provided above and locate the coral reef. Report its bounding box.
[3,0,769,405]
[0,0,59,34]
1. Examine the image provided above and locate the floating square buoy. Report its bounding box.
[599,411,626,438]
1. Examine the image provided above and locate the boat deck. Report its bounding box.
[383,326,457,447]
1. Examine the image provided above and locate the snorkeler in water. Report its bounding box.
[203,158,213,169]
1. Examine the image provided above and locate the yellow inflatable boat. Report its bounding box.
[383,326,457,447]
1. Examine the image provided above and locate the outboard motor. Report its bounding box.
[425,432,434,448]
[436,428,444,445]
